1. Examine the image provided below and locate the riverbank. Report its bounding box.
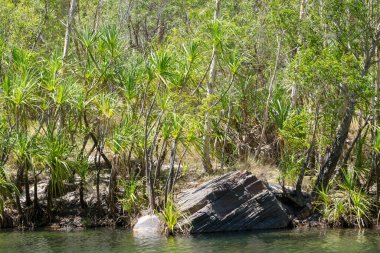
[1,166,378,232]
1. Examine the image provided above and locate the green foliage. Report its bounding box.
[38,129,71,196]
[74,158,89,181]
[118,178,142,216]
[280,109,310,153]
[0,0,379,227]
[159,197,183,235]
[374,128,380,154]
[278,108,310,185]
[316,170,373,228]
[0,167,18,219]
[270,89,291,130]
[279,154,304,185]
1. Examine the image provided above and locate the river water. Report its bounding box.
[0,228,379,252]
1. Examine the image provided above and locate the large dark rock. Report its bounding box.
[177,171,290,233]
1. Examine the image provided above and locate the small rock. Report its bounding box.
[133,215,163,236]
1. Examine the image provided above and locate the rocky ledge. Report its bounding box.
[177,171,291,233]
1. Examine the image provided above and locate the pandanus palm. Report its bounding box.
[38,128,71,220]
[0,119,18,221]
[0,169,18,220]
[3,48,39,220]
[95,93,119,213]
[74,158,89,209]
[13,133,37,207]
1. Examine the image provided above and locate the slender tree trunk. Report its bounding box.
[93,0,102,33]
[291,0,308,107]
[108,156,118,216]
[165,139,177,204]
[79,179,86,209]
[47,179,52,221]
[32,0,49,50]
[95,152,101,205]
[296,106,318,198]
[313,96,356,194]
[157,0,167,43]
[63,0,76,59]
[312,35,378,195]
[15,165,24,223]
[143,106,162,211]
[340,118,369,179]
[145,158,155,210]
[221,101,231,170]
[154,141,167,187]
[202,0,221,173]
[33,169,39,210]
[24,168,31,206]
[376,48,380,202]
[255,34,282,159]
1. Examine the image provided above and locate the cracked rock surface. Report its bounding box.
[177,171,290,233]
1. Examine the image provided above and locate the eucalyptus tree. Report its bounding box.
[311,0,380,194]
[63,0,77,59]
[202,0,221,173]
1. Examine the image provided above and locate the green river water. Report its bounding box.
[0,228,379,253]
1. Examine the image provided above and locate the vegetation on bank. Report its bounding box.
[0,0,380,229]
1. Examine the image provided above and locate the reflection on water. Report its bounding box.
[0,228,380,253]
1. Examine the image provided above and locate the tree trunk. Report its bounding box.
[339,118,369,180]
[108,156,118,216]
[93,0,102,33]
[157,0,167,43]
[254,33,282,159]
[221,101,231,170]
[296,106,318,198]
[145,162,155,210]
[202,0,221,173]
[15,165,24,223]
[63,0,76,59]
[312,34,378,195]
[33,169,38,210]
[165,139,177,204]
[24,168,31,206]
[291,0,308,107]
[79,179,86,209]
[313,96,356,194]
[47,179,52,221]
[376,48,380,202]
[95,153,101,205]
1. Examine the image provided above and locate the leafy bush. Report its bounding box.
[270,89,291,130]
[278,153,303,185]
[118,178,142,216]
[279,109,310,153]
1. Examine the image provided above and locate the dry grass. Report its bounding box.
[234,156,280,184]
[174,154,283,194]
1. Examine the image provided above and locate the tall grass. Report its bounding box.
[316,170,373,228]
[159,196,183,235]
